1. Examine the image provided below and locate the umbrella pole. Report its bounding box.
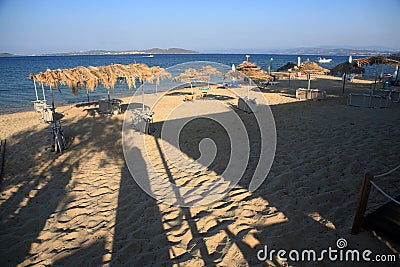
[142,81,145,111]
[191,82,193,95]
[33,80,38,101]
[395,65,399,84]
[342,73,347,94]
[288,71,291,89]
[156,83,158,95]
[41,84,46,101]
[50,86,56,124]
[86,87,89,102]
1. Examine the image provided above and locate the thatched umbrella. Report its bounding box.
[29,63,160,111]
[29,69,62,123]
[330,61,365,93]
[173,68,209,94]
[150,66,172,94]
[199,65,222,87]
[277,62,297,72]
[236,61,261,73]
[236,61,273,84]
[296,61,329,90]
[355,56,400,88]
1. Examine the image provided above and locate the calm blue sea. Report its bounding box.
[0,54,395,113]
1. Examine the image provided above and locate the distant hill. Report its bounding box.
[36,48,198,56]
[141,48,198,54]
[0,53,15,57]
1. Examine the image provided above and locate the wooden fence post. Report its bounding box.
[351,173,373,234]
[0,139,6,183]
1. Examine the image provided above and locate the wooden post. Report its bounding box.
[0,139,6,183]
[351,173,373,234]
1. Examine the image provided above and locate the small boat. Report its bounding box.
[143,54,154,58]
[316,57,332,63]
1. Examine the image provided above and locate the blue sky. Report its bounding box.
[0,0,399,54]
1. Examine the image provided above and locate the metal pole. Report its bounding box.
[41,84,46,101]
[33,80,38,101]
[50,86,56,123]
[142,81,145,111]
[342,73,347,94]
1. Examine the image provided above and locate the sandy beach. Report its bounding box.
[0,76,399,266]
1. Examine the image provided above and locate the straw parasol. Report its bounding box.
[235,61,273,83]
[150,66,172,94]
[354,56,400,67]
[173,68,209,94]
[296,61,329,90]
[330,61,365,93]
[199,65,222,87]
[355,56,400,87]
[29,63,161,112]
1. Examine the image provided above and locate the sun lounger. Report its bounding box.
[42,106,54,123]
[296,88,326,101]
[183,95,194,101]
[131,108,154,134]
[33,100,47,113]
[347,93,390,108]
[373,90,400,102]
[98,99,121,115]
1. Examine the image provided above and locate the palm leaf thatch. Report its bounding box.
[330,62,365,76]
[29,63,159,95]
[236,61,261,72]
[297,61,329,75]
[277,62,297,72]
[173,68,209,83]
[354,56,400,67]
[199,65,222,76]
[235,61,273,82]
[150,66,172,86]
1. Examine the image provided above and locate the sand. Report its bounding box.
[0,76,399,266]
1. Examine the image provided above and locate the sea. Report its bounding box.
[0,54,396,114]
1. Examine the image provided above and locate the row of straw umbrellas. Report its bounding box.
[30,55,400,105]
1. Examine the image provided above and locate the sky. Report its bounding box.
[0,0,399,54]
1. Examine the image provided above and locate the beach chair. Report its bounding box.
[347,93,390,108]
[183,95,194,101]
[33,100,47,113]
[99,99,121,115]
[42,106,54,123]
[131,108,154,134]
[296,88,326,101]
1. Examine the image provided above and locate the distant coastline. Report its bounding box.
[1,47,399,57]
[0,48,199,57]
